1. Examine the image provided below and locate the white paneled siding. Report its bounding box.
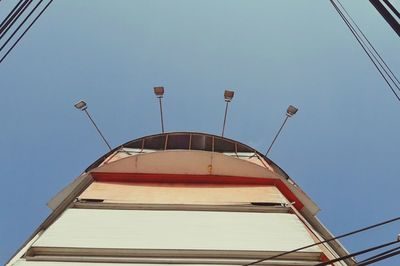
[13,260,320,266]
[32,209,320,253]
[14,262,157,266]
[13,261,232,266]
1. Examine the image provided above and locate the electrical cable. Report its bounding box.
[330,0,400,102]
[0,0,53,64]
[0,0,24,31]
[242,216,400,265]
[370,0,400,37]
[0,0,32,39]
[357,249,400,265]
[335,0,400,90]
[0,0,26,34]
[331,0,400,94]
[313,239,400,266]
[356,244,400,265]
[382,0,400,20]
[0,0,44,53]
[331,0,400,97]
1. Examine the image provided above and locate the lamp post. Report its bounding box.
[221,90,234,138]
[74,100,112,151]
[153,86,165,133]
[265,105,298,156]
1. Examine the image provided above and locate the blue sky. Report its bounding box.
[1,1,400,265]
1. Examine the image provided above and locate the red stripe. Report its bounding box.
[91,172,304,210]
[320,253,330,263]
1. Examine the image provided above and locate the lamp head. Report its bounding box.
[224,90,234,102]
[74,100,87,111]
[286,105,298,117]
[154,86,165,98]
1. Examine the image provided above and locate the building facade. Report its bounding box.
[6,132,353,266]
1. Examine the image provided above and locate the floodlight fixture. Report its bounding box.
[286,105,298,117]
[74,100,87,110]
[74,100,112,151]
[221,89,235,137]
[154,86,165,133]
[224,90,234,102]
[154,86,165,98]
[265,104,299,156]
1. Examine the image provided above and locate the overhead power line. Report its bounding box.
[357,244,400,265]
[381,0,400,20]
[369,0,400,37]
[314,239,400,266]
[243,216,400,265]
[329,0,400,103]
[0,0,32,39]
[334,0,400,89]
[0,0,54,64]
[0,0,24,31]
[0,0,45,53]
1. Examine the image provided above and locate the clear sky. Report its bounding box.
[1,1,399,265]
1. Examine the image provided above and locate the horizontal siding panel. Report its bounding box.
[14,259,321,266]
[79,182,287,204]
[13,260,232,266]
[32,209,320,253]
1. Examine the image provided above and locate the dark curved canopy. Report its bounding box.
[85,132,290,179]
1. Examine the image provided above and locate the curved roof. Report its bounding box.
[85,132,290,180]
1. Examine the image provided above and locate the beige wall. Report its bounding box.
[79,182,288,205]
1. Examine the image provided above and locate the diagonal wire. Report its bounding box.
[332,0,400,92]
[356,244,400,265]
[0,0,32,39]
[330,0,400,102]
[0,0,24,30]
[313,239,400,266]
[357,248,400,265]
[381,0,400,20]
[0,0,53,64]
[336,0,400,90]
[242,216,400,265]
[0,0,27,34]
[0,0,44,52]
